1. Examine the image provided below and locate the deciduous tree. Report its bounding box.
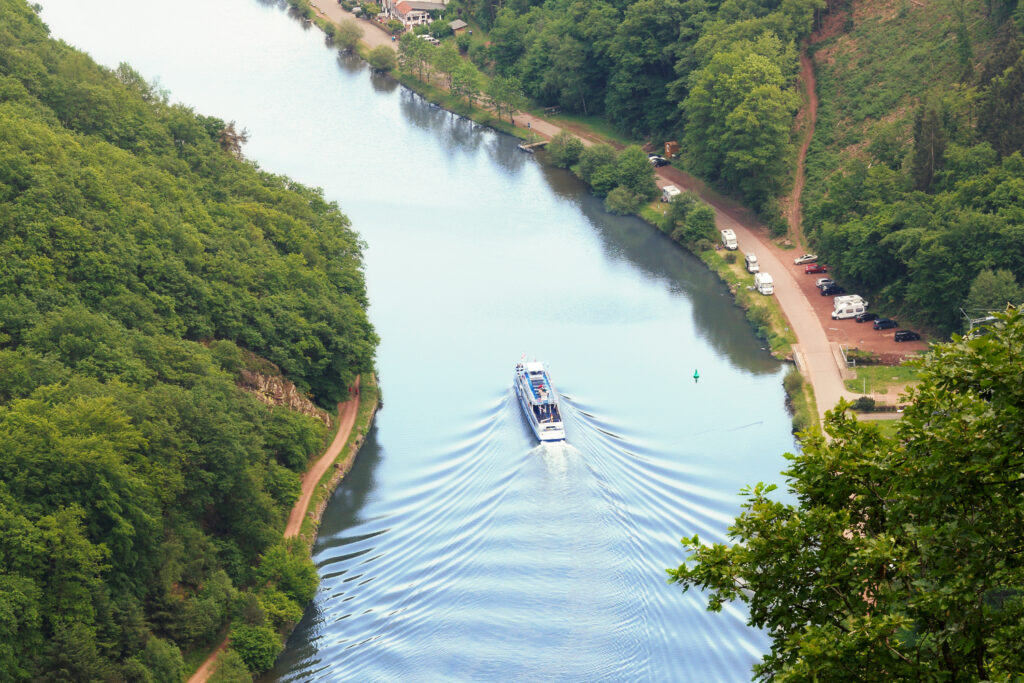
[670,308,1024,681]
[335,20,363,53]
[367,45,397,73]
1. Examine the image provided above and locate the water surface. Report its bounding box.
[38,2,797,679]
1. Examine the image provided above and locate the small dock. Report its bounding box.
[517,140,547,153]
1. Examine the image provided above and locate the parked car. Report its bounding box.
[873,318,898,330]
[894,330,921,342]
[820,284,846,296]
[815,278,834,288]
[854,312,879,323]
[804,264,828,274]
[648,155,669,167]
[793,253,818,265]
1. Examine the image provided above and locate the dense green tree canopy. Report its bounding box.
[0,0,376,678]
[799,7,1024,335]
[451,0,815,192]
[671,307,1024,681]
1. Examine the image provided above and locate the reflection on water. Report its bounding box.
[369,70,399,94]
[37,0,799,679]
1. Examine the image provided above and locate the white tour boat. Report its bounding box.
[514,360,566,442]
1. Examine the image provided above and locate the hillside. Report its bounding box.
[0,0,376,679]
[801,0,1024,333]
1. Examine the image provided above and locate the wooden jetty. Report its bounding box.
[517,140,548,153]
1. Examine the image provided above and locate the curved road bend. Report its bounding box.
[654,168,847,421]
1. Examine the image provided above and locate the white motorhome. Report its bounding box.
[744,253,759,273]
[721,229,738,250]
[832,302,867,319]
[661,185,681,202]
[833,294,868,307]
[754,272,774,295]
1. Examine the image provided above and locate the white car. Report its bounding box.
[816,277,834,288]
[793,253,818,265]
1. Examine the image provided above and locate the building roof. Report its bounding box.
[448,19,468,29]
[402,0,445,11]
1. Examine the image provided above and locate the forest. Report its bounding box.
[439,0,822,208]
[441,0,1024,334]
[801,0,1024,334]
[0,0,376,679]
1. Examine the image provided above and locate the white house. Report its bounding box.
[384,0,446,28]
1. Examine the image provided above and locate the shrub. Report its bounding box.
[615,145,659,200]
[547,131,584,169]
[367,45,397,72]
[783,366,804,395]
[604,186,642,215]
[590,164,619,197]
[723,251,737,264]
[681,204,716,243]
[846,348,880,365]
[229,624,281,673]
[746,305,770,334]
[791,410,810,435]
[661,192,696,233]
[428,18,452,37]
[386,19,403,34]
[258,589,303,631]
[209,651,251,683]
[456,33,471,53]
[576,144,616,185]
[257,543,319,605]
[139,638,184,683]
[852,395,876,412]
[468,42,487,68]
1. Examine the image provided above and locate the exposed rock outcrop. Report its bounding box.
[237,370,330,425]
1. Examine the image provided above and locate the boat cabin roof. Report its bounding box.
[525,362,545,374]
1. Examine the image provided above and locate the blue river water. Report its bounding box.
[38,1,798,679]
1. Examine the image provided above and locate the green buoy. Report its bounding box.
[693,369,700,382]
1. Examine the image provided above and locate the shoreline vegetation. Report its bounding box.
[289,2,816,429]
[192,377,379,682]
[0,3,382,681]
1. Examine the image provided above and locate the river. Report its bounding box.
[38,1,797,679]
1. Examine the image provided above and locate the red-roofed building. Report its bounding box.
[385,0,446,28]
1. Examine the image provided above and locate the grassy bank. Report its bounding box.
[843,364,919,396]
[698,248,797,358]
[783,365,817,435]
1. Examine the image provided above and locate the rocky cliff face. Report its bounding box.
[238,370,330,425]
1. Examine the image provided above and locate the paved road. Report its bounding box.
[658,168,850,420]
[310,2,398,50]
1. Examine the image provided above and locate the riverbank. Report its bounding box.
[187,376,380,683]
[296,0,902,429]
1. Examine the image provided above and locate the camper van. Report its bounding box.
[754,272,774,295]
[744,253,759,273]
[661,185,681,203]
[721,229,738,250]
[832,302,867,319]
[833,294,868,307]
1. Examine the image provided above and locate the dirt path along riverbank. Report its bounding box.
[285,375,361,538]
